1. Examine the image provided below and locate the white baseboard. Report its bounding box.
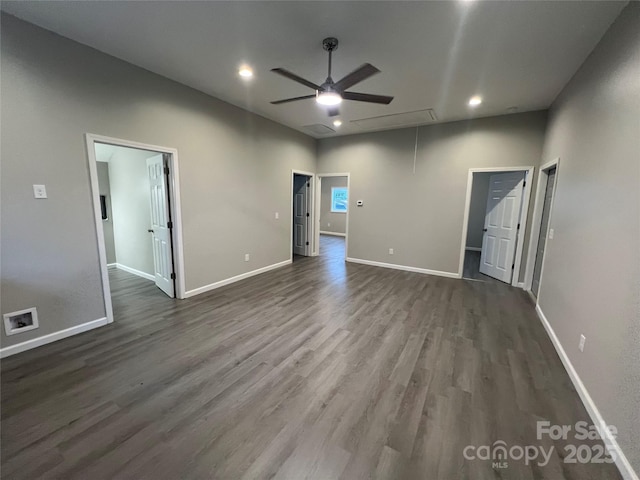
[516,282,525,288]
[184,260,291,298]
[107,262,117,267]
[320,231,346,237]
[0,317,108,358]
[535,305,638,480]
[115,263,155,281]
[346,257,460,279]
[465,246,482,252]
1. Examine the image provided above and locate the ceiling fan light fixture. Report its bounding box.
[468,95,482,107]
[316,91,342,106]
[238,66,253,78]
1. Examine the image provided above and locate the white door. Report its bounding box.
[293,175,310,256]
[479,171,525,283]
[532,167,557,297]
[147,154,174,297]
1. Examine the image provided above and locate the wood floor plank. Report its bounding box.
[0,235,622,479]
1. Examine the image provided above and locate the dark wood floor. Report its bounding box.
[1,237,621,479]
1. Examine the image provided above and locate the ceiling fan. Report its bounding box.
[270,37,393,117]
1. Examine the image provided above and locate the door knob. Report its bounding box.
[148,229,154,233]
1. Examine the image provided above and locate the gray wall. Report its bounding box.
[537,3,640,473]
[465,172,491,250]
[320,176,348,235]
[317,111,547,276]
[97,162,116,264]
[0,14,316,348]
[108,147,156,276]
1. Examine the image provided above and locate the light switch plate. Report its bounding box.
[33,184,47,199]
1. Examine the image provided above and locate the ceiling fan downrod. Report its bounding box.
[322,37,339,83]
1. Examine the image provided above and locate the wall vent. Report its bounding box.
[3,308,39,336]
[302,124,335,136]
[351,109,437,130]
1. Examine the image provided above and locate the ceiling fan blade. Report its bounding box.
[271,68,321,91]
[342,91,394,105]
[333,63,380,91]
[327,107,340,117]
[271,94,316,105]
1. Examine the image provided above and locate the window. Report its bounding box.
[331,187,348,213]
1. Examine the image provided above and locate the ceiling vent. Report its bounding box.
[351,109,437,130]
[303,124,335,136]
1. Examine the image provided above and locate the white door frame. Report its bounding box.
[459,166,534,287]
[314,173,350,261]
[524,158,560,296]
[290,169,316,260]
[85,133,187,325]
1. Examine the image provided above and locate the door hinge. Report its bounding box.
[306,213,310,217]
[523,180,526,188]
[306,241,309,246]
[167,221,173,229]
[512,264,515,270]
[517,223,520,230]
[307,182,310,187]
[164,166,170,175]
[170,273,176,280]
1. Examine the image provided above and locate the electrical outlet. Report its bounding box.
[579,334,586,352]
[244,254,250,262]
[33,184,47,199]
[275,212,279,219]
[549,228,554,239]
[389,248,394,255]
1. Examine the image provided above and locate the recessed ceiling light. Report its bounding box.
[238,66,253,78]
[468,95,482,107]
[333,120,342,127]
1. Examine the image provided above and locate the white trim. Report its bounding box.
[315,173,351,261]
[3,307,39,336]
[346,257,459,279]
[458,166,534,287]
[524,158,560,293]
[0,317,109,358]
[85,133,187,314]
[290,170,316,259]
[107,263,117,267]
[184,260,291,298]
[320,231,346,237]
[535,305,638,480]
[465,246,482,252]
[114,263,155,282]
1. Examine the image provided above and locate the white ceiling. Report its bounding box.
[2,1,627,138]
[94,143,119,163]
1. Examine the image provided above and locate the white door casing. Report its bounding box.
[147,154,174,297]
[293,175,310,256]
[480,171,526,283]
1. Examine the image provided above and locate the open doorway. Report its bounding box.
[86,134,185,324]
[314,173,350,262]
[524,158,560,299]
[460,167,534,285]
[291,170,315,261]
